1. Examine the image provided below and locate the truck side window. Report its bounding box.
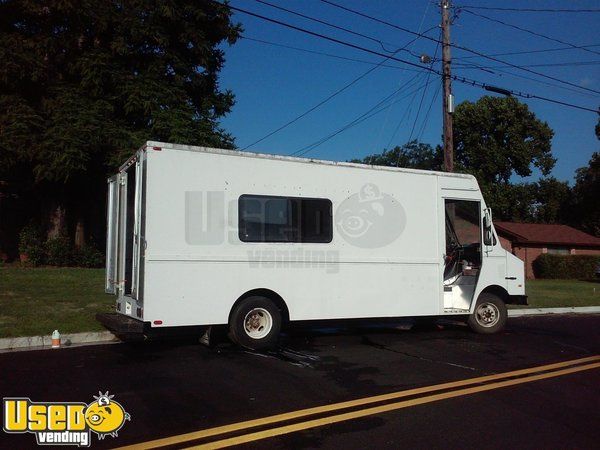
[239,195,332,243]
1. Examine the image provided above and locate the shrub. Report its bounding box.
[532,254,600,279]
[45,236,74,266]
[73,243,104,268]
[18,223,46,266]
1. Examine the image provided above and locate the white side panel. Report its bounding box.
[506,252,526,296]
[143,261,440,325]
[142,148,445,326]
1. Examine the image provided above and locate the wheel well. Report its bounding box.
[230,289,290,324]
[479,285,510,304]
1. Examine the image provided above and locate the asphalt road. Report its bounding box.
[1,314,599,450]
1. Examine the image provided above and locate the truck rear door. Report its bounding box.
[105,174,120,294]
[130,154,145,300]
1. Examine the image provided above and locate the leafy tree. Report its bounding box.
[489,182,535,222]
[569,119,600,236]
[453,96,555,182]
[452,96,555,218]
[351,97,569,224]
[531,177,571,224]
[0,0,241,254]
[571,152,600,236]
[351,140,442,170]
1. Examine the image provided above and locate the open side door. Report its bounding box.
[442,198,482,311]
[105,175,120,294]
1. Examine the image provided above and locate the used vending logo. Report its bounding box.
[3,391,130,447]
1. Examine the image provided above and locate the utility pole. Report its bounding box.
[441,0,454,172]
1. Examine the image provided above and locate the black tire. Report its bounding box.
[229,296,282,350]
[468,293,507,334]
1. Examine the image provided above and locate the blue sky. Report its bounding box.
[217,0,599,183]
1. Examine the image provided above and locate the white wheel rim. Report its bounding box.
[243,308,273,339]
[475,302,500,328]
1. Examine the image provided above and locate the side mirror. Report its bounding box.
[483,208,494,247]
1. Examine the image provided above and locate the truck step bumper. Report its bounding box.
[96,313,146,338]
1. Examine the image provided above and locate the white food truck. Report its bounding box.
[97,141,526,349]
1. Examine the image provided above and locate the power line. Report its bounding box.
[382,0,433,153]
[241,55,390,150]
[241,35,596,99]
[217,1,599,113]
[459,8,600,57]
[387,75,426,151]
[252,0,427,58]
[455,60,600,69]
[291,74,435,157]
[417,84,442,141]
[318,0,600,95]
[252,1,600,68]
[227,3,430,73]
[456,6,600,13]
[292,74,427,157]
[454,63,598,99]
[241,26,436,150]
[407,36,441,144]
[240,36,424,72]
[453,44,600,61]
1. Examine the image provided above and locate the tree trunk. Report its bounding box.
[47,203,66,238]
[0,195,8,261]
[74,218,85,248]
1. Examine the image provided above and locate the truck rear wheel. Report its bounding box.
[229,296,281,350]
[468,293,507,334]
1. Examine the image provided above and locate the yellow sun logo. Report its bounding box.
[84,392,130,439]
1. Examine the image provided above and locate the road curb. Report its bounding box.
[0,331,118,352]
[509,306,600,317]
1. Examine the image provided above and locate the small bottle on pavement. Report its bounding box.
[51,330,60,349]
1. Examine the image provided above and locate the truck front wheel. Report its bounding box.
[229,296,282,350]
[468,293,507,334]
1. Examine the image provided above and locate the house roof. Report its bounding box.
[495,222,600,248]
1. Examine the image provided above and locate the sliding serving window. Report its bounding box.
[239,195,332,243]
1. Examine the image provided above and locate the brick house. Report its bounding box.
[494,222,600,279]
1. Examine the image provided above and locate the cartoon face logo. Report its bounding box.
[84,392,130,439]
[336,183,406,248]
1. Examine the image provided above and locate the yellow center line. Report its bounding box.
[114,355,599,450]
[187,361,600,450]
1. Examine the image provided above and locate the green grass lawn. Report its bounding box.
[522,279,600,308]
[0,268,598,338]
[0,267,112,338]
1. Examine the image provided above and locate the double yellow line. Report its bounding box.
[117,355,600,450]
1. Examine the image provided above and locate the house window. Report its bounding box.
[239,195,332,243]
[547,247,570,255]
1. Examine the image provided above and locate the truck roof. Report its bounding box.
[142,140,476,181]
